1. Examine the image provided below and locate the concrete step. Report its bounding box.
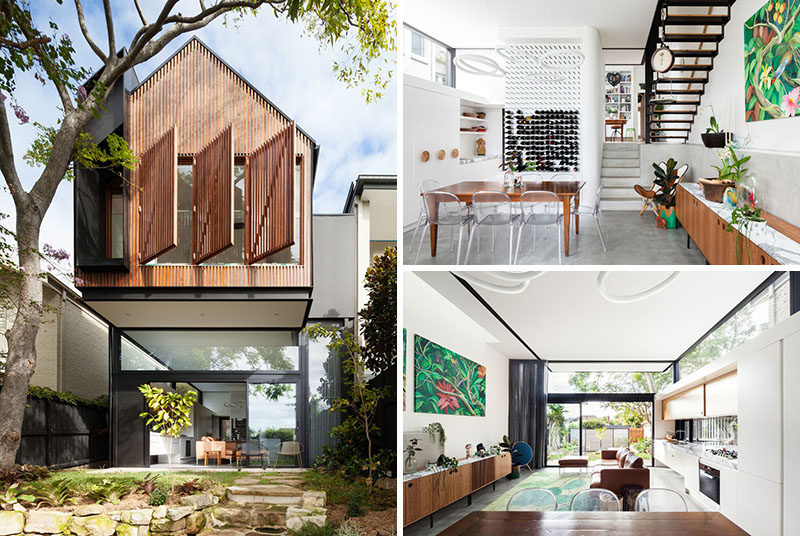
[602,186,643,199]
[602,177,648,188]
[600,198,643,211]
[226,484,304,506]
[603,143,640,152]
[602,158,639,167]
[600,167,640,178]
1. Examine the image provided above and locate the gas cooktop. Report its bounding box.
[707,448,738,459]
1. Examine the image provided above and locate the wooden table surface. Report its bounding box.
[436,511,751,536]
[425,180,585,258]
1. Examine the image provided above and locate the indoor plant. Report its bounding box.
[727,205,767,264]
[652,158,682,229]
[499,434,521,480]
[404,438,422,474]
[700,107,729,148]
[699,144,751,203]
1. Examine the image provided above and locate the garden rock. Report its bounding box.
[233,478,259,485]
[208,506,250,528]
[120,509,152,526]
[301,491,326,509]
[24,510,72,533]
[179,493,214,510]
[284,506,326,532]
[74,505,104,517]
[184,511,205,535]
[149,516,186,533]
[115,523,138,536]
[166,506,193,521]
[248,505,287,526]
[152,506,167,519]
[0,511,25,535]
[68,514,117,536]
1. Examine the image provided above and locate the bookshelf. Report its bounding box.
[605,69,633,121]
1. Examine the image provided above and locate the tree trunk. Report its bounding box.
[0,207,43,470]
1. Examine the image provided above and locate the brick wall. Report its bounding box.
[61,297,109,399]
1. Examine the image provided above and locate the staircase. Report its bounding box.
[646,0,737,143]
[599,143,646,211]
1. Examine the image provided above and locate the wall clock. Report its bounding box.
[606,71,622,87]
[651,45,674,73]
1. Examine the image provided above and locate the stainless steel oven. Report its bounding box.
[699,462,720,504]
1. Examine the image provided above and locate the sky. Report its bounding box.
[0,0,397,266]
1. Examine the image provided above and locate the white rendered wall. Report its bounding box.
[403,272,509,460]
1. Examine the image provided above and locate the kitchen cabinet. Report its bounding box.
[654,439,667,465]
[663,384,705,420]
[783,332,800,533]
[705,371,738,417]
[737,471,783,536]
[738,341,782,483]
[720,465,738,523]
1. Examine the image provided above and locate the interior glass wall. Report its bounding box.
[546,403,579,464]
[306,327,342,462]
[247,382,298,467]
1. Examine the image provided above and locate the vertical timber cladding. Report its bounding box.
[138,127,177,264]
[79,38,313,288]
[193,126,234,264]
[245,122,296,264]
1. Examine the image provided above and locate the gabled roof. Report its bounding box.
[130,36,316,145]
[343,174,397,213]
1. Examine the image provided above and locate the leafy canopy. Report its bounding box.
[138,384,197,439]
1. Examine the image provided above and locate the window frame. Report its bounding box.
[403,23,456,88]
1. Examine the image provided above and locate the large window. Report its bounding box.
[153,163,193,264]
[403,25,453,87]
[549,371,671,394]
[678,272,790,377]
[306,326,342,461]
[120,330,299,371]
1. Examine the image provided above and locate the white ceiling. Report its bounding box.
[414,271,775,368]
[404,0,656,60]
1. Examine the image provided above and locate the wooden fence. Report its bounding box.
[16,397,109,469]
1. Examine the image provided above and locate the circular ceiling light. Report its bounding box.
[454,54,507,77]
[595,271,680,304]
[538,49,585,71]
[459,271,545,294]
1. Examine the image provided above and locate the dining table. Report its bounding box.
[435,511,750,536]
[424,180,585,258]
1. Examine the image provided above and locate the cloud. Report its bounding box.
[0,1,396,257]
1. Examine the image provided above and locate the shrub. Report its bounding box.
[0,482,35,509]
[288,522,338,536]
[148,487,169,506]
[0,464,49,485]
[29,478,76,507]
[249,427,295,443]
[336,520,366,536]
[137,473,158,495]
[176,478,204,495]
[346,488,366,518]
[88,479,129,505]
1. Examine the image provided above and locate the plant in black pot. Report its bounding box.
[499,435,521,480]
[652,158,682,229]
[701,107,729,148]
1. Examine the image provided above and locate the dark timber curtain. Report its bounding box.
[508,359,548,469]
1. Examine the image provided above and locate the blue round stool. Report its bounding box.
[512,441,534,472]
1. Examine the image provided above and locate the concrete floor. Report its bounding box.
[405,211,706,265]
[403,466,708,536]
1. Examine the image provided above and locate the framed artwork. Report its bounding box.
[744,1,800,121]
[414,334,486,416]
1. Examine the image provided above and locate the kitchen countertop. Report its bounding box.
[682,182,800,265]
[657,439,738,470]
[403,453,503,482]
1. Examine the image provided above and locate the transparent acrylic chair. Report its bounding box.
[514,190,563,265]
[634,488,687,512]
[569,489,621,511]
[571,179,607,252]
[464,191,520,265]
[411,179,446,247]
[414,191,474,264]
[506,488,558,511]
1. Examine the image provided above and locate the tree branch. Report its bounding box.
[133,0,147,25]
[102,0,116,57]
[0,35,50,51]
[0,104,27,206]
[73,0,108,61]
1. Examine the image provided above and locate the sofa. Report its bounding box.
[589,447,650,496]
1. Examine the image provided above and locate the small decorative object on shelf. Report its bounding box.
[723,187,738,209]
[476,138,486,156]
[420,150,430,162]
[437,149,446,160]
[465,443,473,459]
[435,453,459,473]
[451,148,459,158]
[404,438,423,475]
[699,143,752,203]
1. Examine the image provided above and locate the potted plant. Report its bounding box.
[652,158,682,229]
[422,422,446,452]
[404,438,423,474]
[727,205,767,264]
[700,107,729,148]
[499,434,521,480]
[699,144,751,203]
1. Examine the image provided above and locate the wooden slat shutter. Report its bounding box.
[192,126,234,264]
[139,127,177,264]
[244,122,295,264]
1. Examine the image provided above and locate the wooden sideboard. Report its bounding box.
[403,452,512,527]
[675,185,780,265]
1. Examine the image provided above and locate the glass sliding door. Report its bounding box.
[247,382,298,466]
[546,403,580,464]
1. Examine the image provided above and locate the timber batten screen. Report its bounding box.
[76,38,313,289]
[246,122,295,264]
[138,127,177,264]
[194,126,234,264]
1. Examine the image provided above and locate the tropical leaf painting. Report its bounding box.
[414,334,486,416]
[744,0,800,121]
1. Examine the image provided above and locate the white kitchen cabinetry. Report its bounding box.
[654,439,667,465]
[783,332,800,534]
[737,341,783,483]
[737,471,783,536]
[720,465,738,523]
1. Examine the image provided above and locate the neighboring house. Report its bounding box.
[0,274,109,400]
[343,174,397,328]
[70,37,390,468]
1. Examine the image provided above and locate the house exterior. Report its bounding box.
[72,37,365,468]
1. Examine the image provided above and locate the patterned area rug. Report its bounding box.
[484,470,592,511]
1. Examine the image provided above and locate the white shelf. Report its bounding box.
[460,155,500,165]
[460,130,488,135]
[460,116,487,122]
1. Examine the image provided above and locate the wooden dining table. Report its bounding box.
[424,180,585,258]
[435,511,750,536]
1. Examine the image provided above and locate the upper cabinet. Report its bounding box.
[75,39,314,289]
[663,384,705,420]
[705,371,738,417]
